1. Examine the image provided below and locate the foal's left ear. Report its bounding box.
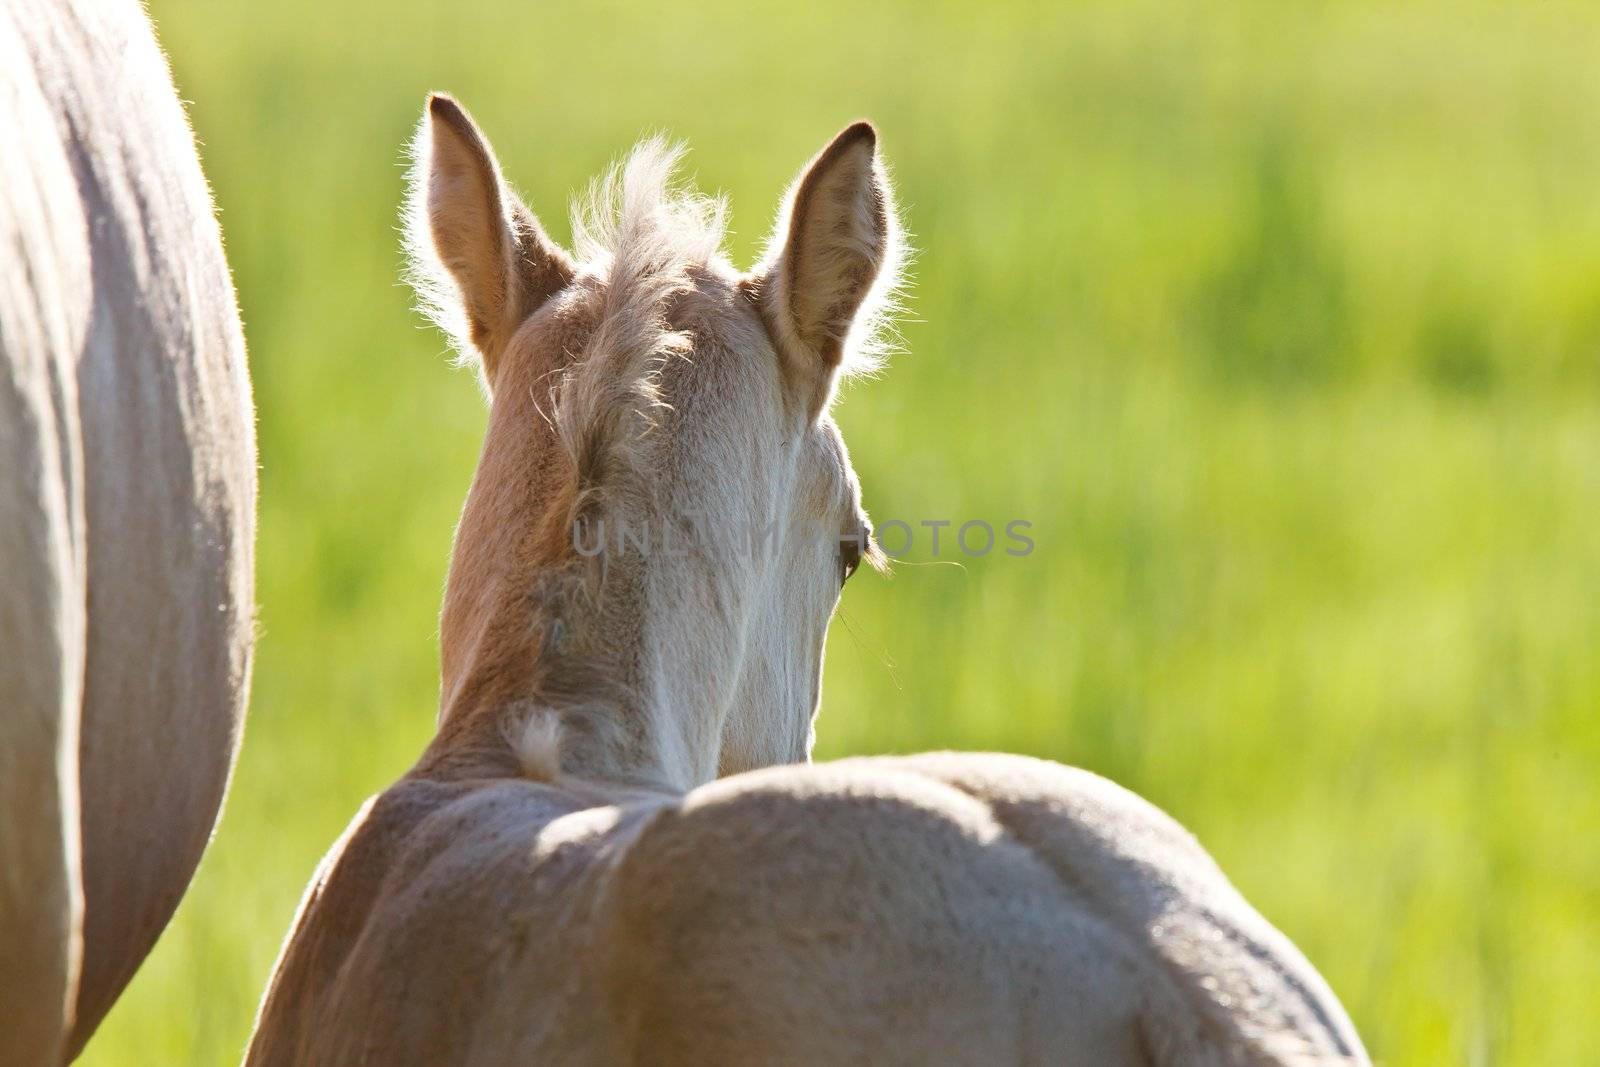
[753,122,902,419]
[407,93,575,393]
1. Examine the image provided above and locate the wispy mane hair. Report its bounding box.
[553,136,729,534]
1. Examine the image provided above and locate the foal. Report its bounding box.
[246,95,1367,1066]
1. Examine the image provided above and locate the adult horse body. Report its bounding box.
[248,97,1364,1065]
[0,2,256,1061]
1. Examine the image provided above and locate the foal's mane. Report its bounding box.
[555,137,729,538]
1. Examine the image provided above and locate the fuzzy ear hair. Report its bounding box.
[754,121,905,419]
[405,93,575,391]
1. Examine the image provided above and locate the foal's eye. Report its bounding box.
[839,528,866,585]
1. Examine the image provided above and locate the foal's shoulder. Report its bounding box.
[334,773,670,910]
[249,773,672,1064]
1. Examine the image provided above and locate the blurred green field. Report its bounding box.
[83,1,1600,1063]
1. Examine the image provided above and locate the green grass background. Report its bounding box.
[84,1,1599,1063]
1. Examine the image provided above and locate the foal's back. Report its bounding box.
[248,754,1364,1066]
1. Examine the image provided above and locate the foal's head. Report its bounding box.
[408,96,903,789]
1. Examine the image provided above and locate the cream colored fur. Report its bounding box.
[0,2,257,1061]
[246,96,1366,1066]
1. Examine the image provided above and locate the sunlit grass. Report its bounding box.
[83,2,1600,1063]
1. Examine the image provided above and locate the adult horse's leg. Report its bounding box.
[0,15,92,1058]
[2,2,258,1058]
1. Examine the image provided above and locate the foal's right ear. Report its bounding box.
[407,93,574,392]
[752,121,904,420]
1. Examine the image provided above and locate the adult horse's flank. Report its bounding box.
[248,95,1366,1065]
[0,2,256,1062]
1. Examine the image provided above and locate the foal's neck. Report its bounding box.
[421,492,714,791]
[419,566,689,789]
[415,366,735,792]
